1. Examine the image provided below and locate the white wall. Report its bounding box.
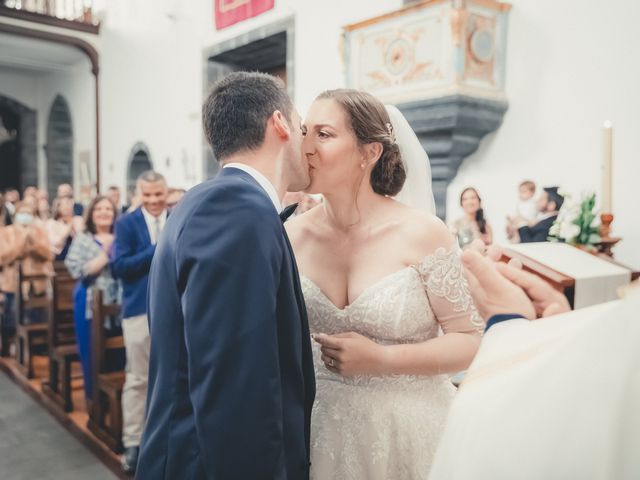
[99,0,204,194]
[0,69,39,109]
[447,0,640,269]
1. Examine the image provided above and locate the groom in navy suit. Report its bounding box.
[136,72,315,479]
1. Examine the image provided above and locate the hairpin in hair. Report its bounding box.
[386,122,396,144]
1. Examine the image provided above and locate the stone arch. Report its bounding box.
[46,95,74,199]
[126,142,154,197]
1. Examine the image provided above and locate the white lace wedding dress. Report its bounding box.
[303,246,483,480]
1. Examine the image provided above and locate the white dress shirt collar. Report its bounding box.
[141,207,168,245]
[223,163,282,212]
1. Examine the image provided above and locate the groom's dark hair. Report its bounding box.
[203,71,293,161]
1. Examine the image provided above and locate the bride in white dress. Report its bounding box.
[286,90,484,479]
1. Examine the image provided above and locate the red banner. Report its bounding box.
[215,0,275,30]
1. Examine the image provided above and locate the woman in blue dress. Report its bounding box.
[65,195,122,401]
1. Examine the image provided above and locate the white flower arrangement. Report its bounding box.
[549,191,600,246]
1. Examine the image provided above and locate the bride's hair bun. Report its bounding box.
[371,140,405,196]
[316,89,406,196]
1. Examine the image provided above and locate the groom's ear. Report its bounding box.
[362,142,383,166]
[271,110,291,140]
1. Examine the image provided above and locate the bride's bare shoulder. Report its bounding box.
[395,205,456,254]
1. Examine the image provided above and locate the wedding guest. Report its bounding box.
[23,185,37,200]
[4,188,19,216]
[57,183,84,216]
[451,187,493,248]
[46,196,84,261]
[506,180,538,241]
[37,197,51,221]
[112,170,168,474]
[517,186,564,243]
[106,185,127,215]
[0,201,53,337]
[36,188,49,202]
[166,187,185,211]
[282,191,321,216]
[124,190,141,214]
[65,195,123,401]
[0,193,12,226]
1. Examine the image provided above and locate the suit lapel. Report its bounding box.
[282,225,316,445]
[133,208,151,246]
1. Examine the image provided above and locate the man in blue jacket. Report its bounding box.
[112,170,168,474]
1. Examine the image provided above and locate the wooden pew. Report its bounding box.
[42,262,80,411]
[87,289,125,453]
[14,263,51,378]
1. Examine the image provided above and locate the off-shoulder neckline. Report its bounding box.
[299,245,458,312]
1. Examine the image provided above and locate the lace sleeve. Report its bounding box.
[415,245,484,335]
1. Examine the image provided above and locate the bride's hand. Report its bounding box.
[313,332,389,377]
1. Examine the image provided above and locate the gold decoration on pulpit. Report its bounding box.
[450,4,466,47]
[366,27,435,88]
[464,14,496,84]
[385,37,414,75]
[366,71,395,89]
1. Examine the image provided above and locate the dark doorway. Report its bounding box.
[209,31,287,83]
[204,26,291,179]
[0,95,37,193]
[46,95,73,199]
[0,104,20,192]
[126,143,153,199]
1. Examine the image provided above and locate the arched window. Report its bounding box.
[46,95,73,199]
[126,142,153,199]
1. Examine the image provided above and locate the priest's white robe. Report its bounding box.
[430,288,640,480]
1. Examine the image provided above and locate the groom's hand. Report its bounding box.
[313,332,389,377]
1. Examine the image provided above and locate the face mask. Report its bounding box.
[15,213,34,225]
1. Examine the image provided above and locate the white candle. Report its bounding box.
[602,121,613,213]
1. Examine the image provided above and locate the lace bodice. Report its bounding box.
[304,246,483,479]
[303,246,482,382]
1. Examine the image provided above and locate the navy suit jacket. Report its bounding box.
[518,214,558,243]
[137,168,316,480]
[112,207,155,318]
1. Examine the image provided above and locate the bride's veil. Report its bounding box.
[385,105,436,215]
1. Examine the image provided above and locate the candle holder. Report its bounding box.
[597,213,621,257]
[599,213,614,238]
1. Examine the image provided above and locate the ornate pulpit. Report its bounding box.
[343,0,511,217]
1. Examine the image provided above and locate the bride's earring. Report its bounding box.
[360,162,365,169]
